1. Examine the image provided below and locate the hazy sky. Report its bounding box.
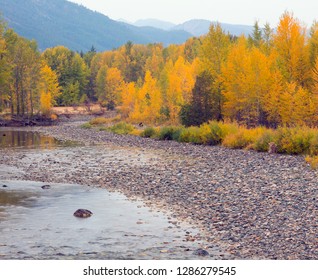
[69,0,318,27]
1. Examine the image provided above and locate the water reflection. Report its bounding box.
[0,130,75,149]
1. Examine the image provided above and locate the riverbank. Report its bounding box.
[0,122,317,259]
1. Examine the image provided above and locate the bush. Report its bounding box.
[89,117,109,125]
[108,122,134,135]
[305,155,318,169]
[274,127,314,154]
[205,121,223,145]
[178,126,202,144]
[222,127,267,149]
[309,133,318,156]
[254,130,275,152]
[178,122,222,145]
[140,127,157,138]
[80,123,92,129]
[218,122,240,141]
[157,126,183,141]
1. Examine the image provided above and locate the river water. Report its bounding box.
[0,130,214,260]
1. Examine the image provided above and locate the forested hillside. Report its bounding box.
[0,0,191,51]
[1,12,318,130]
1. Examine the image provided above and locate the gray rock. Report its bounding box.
[193,248,209,257]
[73,209,93,218]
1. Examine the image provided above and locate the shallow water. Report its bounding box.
[0,180,215,260]
[0,130,75,149]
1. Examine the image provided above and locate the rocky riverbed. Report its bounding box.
[0,122,317,259]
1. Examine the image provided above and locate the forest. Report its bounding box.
[1,12,318,128]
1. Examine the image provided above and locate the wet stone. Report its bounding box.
[193,248,209,257]
[41,185,51,190]
[73,209,93,218]
[2,185,8,188]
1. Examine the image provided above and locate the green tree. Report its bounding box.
[180,71,215,126]
[43,46,89,105]
[249,21,263,48]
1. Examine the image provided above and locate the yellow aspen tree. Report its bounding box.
[293,86,318,126]
[140,70,162,123]
[145,45,164,79]
[121,82,136,119]
[104,67,124,110]
[40,91,52,116]
[222,36,279,126]
[273,12,311,88]
[200,23,231,77]
[165,56,196,124]
[262,71,284,126]
[222,37,251,123]
[308,21,318,66]
[39,64,61,116]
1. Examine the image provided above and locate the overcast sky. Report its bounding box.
[69,0,318,27]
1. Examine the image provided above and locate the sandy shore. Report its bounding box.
[0,122,317,259]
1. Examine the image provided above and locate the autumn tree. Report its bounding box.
[0,20,11,112]
[222,36,279,126]
[120,82,136,119]
[164,56,197,123]
[199,23,231,121]
[4,29,41,117]
[129,71,162,124]
[104,67,124,110]
[42,46,89,105]
[38,64,61,115]
[273,12,311,88]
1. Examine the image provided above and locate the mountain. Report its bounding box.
[130,18,253,37]
[172,19,253,37]
[0,0,192,51]
[134,19,176,31]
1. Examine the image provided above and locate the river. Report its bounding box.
[0,130,215,260]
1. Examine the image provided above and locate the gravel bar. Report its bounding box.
[0,122,317,259]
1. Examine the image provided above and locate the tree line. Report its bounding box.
[1,12,318,127]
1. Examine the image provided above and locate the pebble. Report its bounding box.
[193,249,209,257]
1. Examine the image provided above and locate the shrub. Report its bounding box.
[108,122,134,135]
[140,127,157,138]
[157,126,183,141]
[254,130,275,152]
[309,133,318,156]
[222,127,267,149]
[206,121,223,145]
[178,126,202,144]
[305,155,318,169]
[178,122,222,145]
[274,127,314,154]
[89,117,109,125]
[218,122,240,140]
[50,114,58,121]
[222,130,250,149]
[80,123,92,129]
